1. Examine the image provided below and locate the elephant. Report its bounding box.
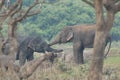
[16,35,63,66]
[49,24,111,64]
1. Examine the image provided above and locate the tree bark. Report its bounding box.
[17,52,54,79]
[82,0,117,80]
[88,31,108,80]
[0,31,4,54]
[7,20,18,62]
[88,0,106,80]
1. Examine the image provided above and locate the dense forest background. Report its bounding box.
[2,0,120,41]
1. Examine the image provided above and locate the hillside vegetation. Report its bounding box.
[2,0,120,41]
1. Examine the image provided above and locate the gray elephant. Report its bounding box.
[16,35,63,66]
[49,24,111,64]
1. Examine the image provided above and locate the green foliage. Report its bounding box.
[17,0,96,41]
[6,0,120,41]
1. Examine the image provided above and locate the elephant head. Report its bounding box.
[49,27,73,46]
[27,36,63,53]
[27,37,48,52]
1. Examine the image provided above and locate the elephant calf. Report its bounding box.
[49,24,111,64]
[16,35,63,66]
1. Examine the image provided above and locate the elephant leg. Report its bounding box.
[16,48,20,60]
[27,52,34,61]
[73,41,84,64]
[26,48,34,61]
[19,51,27,66]
[78,46,84,64]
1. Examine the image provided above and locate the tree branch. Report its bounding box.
[26,10,41,17]
[0,0,5,9]
[0,16,8,29]
[82,0,120,13]
[114,2,120,13]
[9,0,22,17]
[0,12,8,17]
[114,0,120,4]
[16,1,43,22]
[0,0,22,17]
[103,0,116,12]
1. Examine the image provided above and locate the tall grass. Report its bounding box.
[27,55,120,80]
[31,43,120,80]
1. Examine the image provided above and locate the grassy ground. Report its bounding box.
[0,44,120,80]
[30,44,120,80]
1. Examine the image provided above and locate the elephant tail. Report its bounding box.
[104,37,112,58]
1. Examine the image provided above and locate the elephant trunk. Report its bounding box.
[49,35,60,46]
[47,47,63,53]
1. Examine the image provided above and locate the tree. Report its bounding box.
[0,0,7,54]
[0,0,42,61]
[0,0,59,80]
[82,0,120,80]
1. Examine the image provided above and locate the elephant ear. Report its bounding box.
[66,32,73,41]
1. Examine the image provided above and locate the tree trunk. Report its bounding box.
[0,31,4,54]
[88,0,106,80]
[88,0,115,79]
[7,23,18,62]
[88,31,108,80]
